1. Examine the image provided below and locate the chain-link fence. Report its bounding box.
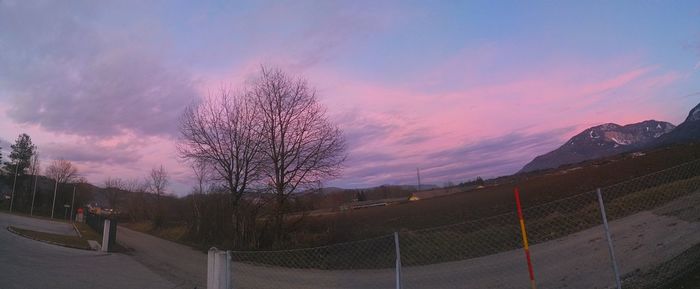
[221,159,700,289]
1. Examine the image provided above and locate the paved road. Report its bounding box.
[117,226,208,289]
[0,212,176,289]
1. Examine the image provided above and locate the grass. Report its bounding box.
[664,263,700,289]
[122,221,188,241]
[8,225,91,250]
[121,221,193,251]
[74,222,102,241]
[6,216,129,252]
[620,242,700,289]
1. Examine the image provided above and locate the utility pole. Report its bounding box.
[30,153,39,216]
[70,185,76,221]
[51,178,58,219]
[10,162,18,212]
[416,168,422,192]
[30,172,38,216]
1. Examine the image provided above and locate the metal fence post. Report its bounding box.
[596,188,622,289]
[394,232,403,289]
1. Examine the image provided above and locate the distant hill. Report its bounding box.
[519,120,675,173]
[656,103,700,146]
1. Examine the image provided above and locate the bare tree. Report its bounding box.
[178,89,263,205]
[104,177,124,210]
[45,159,78,218]
[123,178,149,222]
[189,160,209,235]
[148,165,169,197]
[179,88,267,246]
[147,165,169,227]
[45,159,78,184]
[250,66,347,242]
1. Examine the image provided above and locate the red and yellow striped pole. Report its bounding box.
[514,187,537,289]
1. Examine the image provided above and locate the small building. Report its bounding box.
[407,188,460,201]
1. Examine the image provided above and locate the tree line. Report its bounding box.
[0,133,88,218]
[1,67,347,250]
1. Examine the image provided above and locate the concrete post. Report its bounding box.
[208,248,231,289]
[101,219,111,252]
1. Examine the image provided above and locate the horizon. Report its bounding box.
[1,1,699,195]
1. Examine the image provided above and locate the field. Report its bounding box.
[293,143,700,245]
[122,143,700,250]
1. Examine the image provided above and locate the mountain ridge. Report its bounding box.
[519,119,675,173]
[519,103,700,173]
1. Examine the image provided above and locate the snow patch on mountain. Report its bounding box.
[691,107,700,121]
[610,137,630,145]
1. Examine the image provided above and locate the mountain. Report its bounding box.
[519,120,675,173]
[656,103,700,146]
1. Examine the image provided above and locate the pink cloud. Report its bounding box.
[304,58,685,186]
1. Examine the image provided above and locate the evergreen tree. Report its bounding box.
[4,133,36,176]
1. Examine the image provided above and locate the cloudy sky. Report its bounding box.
[0,1,699,195]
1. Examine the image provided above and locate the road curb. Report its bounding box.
[6,226,93,251]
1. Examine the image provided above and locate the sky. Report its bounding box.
[0,0,699,195]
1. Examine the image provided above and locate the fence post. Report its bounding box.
[596,188,622,289]
[101,219,111,252]
[208,248,231,289]
[514,187,537,289]
[394,232,403,289]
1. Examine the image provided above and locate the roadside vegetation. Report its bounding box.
[8,225,90,250]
